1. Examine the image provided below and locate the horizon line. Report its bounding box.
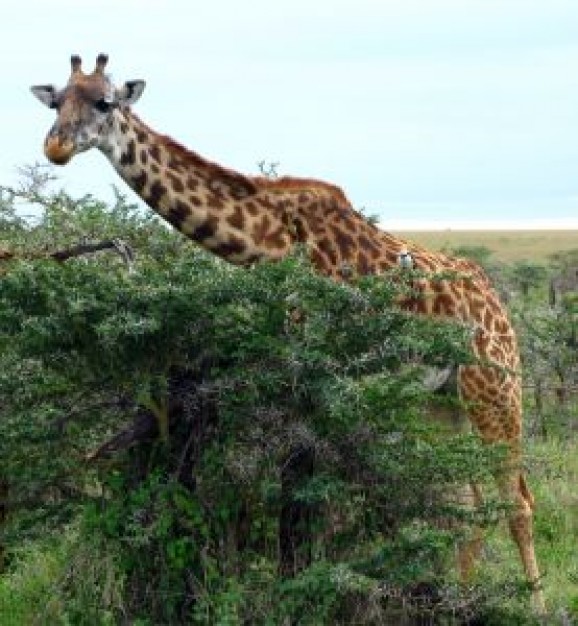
[383,219,578,231]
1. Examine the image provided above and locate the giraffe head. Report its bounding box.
[30,54,145,165]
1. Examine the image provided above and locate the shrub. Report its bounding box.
[0,180,514,624]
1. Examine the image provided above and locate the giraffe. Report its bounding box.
[30,54,545,612]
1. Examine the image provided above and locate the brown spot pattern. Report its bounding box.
[148,180,167,207]
[227,206,245,230]
[252,215,271,245]
[167,172,185,193]
[149,144,161,164]
[167,200,191,227]
[130,171,148,193]
[193,216,219,242]
[318,238,338,266]
[120,139,136,166]
[213,235,246,258]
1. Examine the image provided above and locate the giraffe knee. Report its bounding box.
[519,474,535,510]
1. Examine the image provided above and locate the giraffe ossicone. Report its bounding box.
[30,54,545,613]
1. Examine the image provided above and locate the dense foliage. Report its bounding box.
[0,173,575,624]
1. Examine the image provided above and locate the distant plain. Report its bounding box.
[394,230,578,263]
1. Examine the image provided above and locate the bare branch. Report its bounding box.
[49,238,135,271]
[257,160,280,179]
[0,239,135,271]
[85,411,158,461]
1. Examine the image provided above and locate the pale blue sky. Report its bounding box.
[3,0,578,229]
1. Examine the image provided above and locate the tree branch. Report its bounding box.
[85,410,158,461]
[49,239,135,270]
[0,239,135,271]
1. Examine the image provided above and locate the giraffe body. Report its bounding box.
[31,55,544,612]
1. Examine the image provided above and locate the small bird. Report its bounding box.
[397,249,414,269]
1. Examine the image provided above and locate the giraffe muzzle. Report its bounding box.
[44,136,75,165]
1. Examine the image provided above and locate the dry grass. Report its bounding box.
[393,230,578,263]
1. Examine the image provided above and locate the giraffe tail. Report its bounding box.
[519,474,535,510]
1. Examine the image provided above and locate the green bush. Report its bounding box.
[0,178,521,624]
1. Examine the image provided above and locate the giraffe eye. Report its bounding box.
[94,99,111,113]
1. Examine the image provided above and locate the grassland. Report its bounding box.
[480,436,578,619]
[394,230,578,263]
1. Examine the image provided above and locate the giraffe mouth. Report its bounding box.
[44,136,75,165]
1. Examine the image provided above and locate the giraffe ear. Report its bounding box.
[115,80,146,106]
[30,85,59,109]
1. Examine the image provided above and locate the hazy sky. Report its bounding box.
[4,0,578,229]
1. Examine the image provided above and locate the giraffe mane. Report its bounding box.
[253,176,351,205]
[160,141,258,197]
[129,111,351,203]
[130,112,259,197]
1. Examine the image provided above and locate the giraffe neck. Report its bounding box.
[97,109,516,367]
[99,108,293,264]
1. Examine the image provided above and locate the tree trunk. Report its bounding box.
[279,445,315,577]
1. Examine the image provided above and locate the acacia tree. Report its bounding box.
[509,261,549,298]
[0,177,516,625]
